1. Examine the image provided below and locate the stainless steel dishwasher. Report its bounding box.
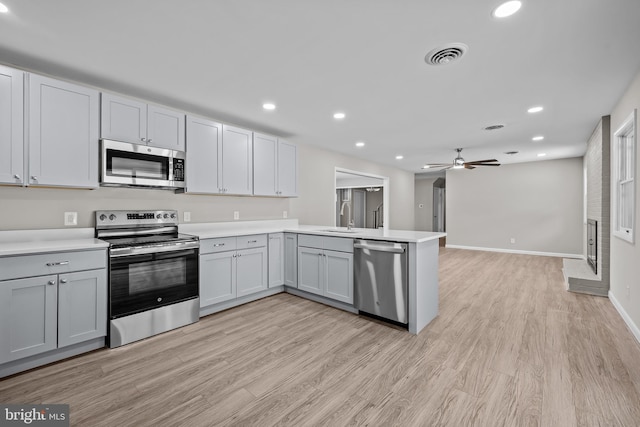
[354,239,408,324]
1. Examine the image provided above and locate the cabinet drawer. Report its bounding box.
[323,237,354,253]
[237,234,267,250]
[0,250,107,282]
[297,234,323,249]
[200,237,237,254]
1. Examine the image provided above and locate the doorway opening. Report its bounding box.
[335,168,389,230]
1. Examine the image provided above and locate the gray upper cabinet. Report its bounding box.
[253,133,297,197]
[221,125,253,195]
[268,233,284,287]
[0,65,24,186]
[28,74,99,188]
[277,140,298,197]
[101,93,185,151]
[185,115,222,194]
[0,275,58,363]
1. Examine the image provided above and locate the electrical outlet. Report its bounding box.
[234,211,240,220]
[183,212,191,222]
[64,212,78,226]
[510,237,516,244]
[283,210,288,219]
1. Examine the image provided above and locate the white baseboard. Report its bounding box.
[445,244,582,259]
[609,290,640,346]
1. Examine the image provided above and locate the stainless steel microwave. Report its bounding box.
[100,139,185,189]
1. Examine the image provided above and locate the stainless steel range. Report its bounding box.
[96,210,199,348]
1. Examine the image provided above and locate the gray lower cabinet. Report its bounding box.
[57,269,108,348]
[200,251,236,306]
[268,233,284,287]
[284,233,298,287]
[0,265,107,364]
[199,235,268,308]
[297,235,353,304]
[236,247,268,297]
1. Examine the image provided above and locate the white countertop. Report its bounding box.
[0,220,445,257]
[0,229,108,257]
[181,220,445,243]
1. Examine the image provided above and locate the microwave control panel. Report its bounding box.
[173,159,185,181]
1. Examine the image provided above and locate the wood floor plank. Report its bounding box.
[2,249,640,426]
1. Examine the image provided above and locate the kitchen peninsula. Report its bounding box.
[181,219,445,335]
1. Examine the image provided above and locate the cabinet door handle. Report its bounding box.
[14,174,21,180]
[247,240,257,243]
[60,279,68,284]
[213,243,225,247]
[46,261,69,267]
[141,137,147,142]
[47,280,56,286]
[147,138,153,143]
[31,175,38,182]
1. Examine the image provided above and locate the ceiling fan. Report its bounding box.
[422,148,501,170]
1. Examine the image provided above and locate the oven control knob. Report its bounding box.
[99,214,107,221]
[109,214,116,221]
[157,297,162,302]
[163,213,169,219]
[170,213,176,219]
[156,213,162,219]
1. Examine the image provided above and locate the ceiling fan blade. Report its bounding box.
[464,159,499,165]
[464,164,476,169]
[472,163,501,166]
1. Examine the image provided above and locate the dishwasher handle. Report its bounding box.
[354,241,406,254]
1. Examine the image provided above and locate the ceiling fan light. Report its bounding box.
[453,164,465,169]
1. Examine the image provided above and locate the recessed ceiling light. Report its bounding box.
[492,1,522,18]
[527,106,544,113]
[333,112,346,119]
[537,153,547,157]
[395,155,404,160]
[355,141,365,147]
[532,136,544,141]
[262,103,276,110]
[0,3,8,13]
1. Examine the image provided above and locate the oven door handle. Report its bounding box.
[110,241,200,257]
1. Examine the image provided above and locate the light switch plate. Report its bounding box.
[234,211,240,220]
[183,212,191,222]
[283,210,288,218]
[64,212,78,226]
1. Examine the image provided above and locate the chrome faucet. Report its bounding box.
[340,201,354,230]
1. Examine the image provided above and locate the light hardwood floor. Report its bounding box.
[2,248,640,426]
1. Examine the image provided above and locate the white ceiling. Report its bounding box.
[1,0,639,172]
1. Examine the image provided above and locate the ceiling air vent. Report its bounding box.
[425,43,468,65]
[483,124,505,131]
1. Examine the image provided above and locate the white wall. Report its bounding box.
[289,142,415,230]
[609,70,640,341]
[445,158,584,256]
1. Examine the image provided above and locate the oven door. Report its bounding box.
[109,247,198,319]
